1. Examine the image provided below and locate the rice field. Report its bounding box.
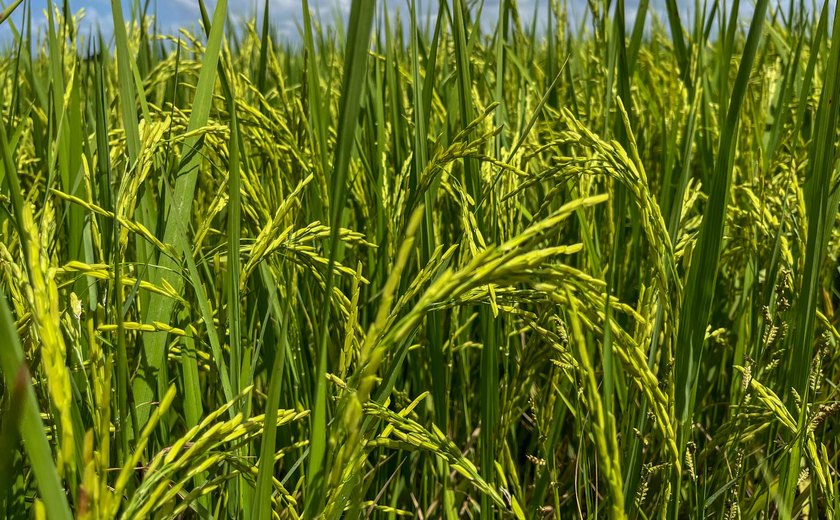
[1,0,840,517]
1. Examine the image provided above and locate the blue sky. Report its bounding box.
[0,1,832,44]
[0,1,697,42]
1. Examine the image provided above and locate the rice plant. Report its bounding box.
[1,0,840,518]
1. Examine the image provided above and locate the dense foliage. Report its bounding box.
[1,0,840,518]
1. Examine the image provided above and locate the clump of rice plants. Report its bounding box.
[1,0,840,517]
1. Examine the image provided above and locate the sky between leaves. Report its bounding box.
[1,0,786,45]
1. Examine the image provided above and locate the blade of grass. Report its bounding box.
[671,0,769,515]
[133,0,228,431]
[256,0,270,94]
[450,3,500,517]
[304,1,376,516]
[109,0,145,452]
[252,264,291,520]
[410,1,455,516]
[0,0,23,25]
[195,0,249,511]
[301,0,328,222]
